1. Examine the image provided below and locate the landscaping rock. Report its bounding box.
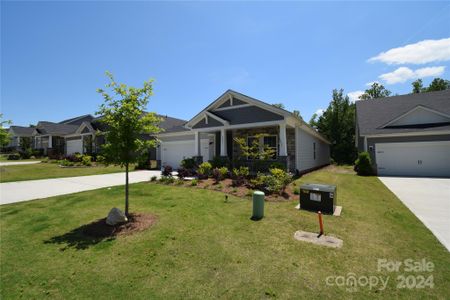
[106,207,128,226]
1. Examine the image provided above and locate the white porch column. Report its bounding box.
[194,131,200,156]
[48,135,53,148]
[220,128,227,156]
[279,123,287,156]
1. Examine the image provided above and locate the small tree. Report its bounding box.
[412,79,424,93]
[97,72,162,217]
[234,134,276,161]
[0,114,12,149]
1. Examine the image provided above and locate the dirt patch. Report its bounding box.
[83,213,158,238]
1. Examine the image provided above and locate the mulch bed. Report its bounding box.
[157,178,298,201]
[82,213,158,238]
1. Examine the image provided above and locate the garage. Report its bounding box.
[161,139,210,169]
[376,141,450,177]
[66,138,83,155]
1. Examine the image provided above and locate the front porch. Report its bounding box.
[192,123,296,172]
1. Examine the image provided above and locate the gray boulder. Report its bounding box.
[106,207,128,226]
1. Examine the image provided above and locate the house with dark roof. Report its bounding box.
[7,126,37,150]
[157,90,330,173]
[355,89,450,177]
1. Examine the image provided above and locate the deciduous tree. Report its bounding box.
[359,82,391,100]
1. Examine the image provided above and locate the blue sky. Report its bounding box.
[2,1,450,126]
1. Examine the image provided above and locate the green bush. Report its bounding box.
[252,168,292,195]
[7,153,20,160]
[269,162,286,171]
[198,162,213,179]
[181,157,197,169]
[354,152,373,176]
[232,166,249,186]
[191,179,198,186]
[212,166,229,182]
[96,155,106,165]
[150,176,157,182]
[293,187,300,195]
[82,155,92,166]
[60,159,75,167]
[210,156,230,168]
[160,176,175,184]
[19,148,33,159]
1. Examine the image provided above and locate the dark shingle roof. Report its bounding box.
[356,89,450,135]
[36,121,79,135]
[157,115,188,133]
[10,126,36,135]
[59,114,94,125]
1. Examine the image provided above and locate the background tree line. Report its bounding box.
[310,77,449,165]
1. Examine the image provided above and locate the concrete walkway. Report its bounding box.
[0,161,41,166]
[379,177,450,252]
[0,170,161,205]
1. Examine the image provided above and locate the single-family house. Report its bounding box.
[157,90,330,173]
[355,89,450,177]
[7,126,37,150]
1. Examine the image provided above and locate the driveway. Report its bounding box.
[379,177,450,251]
[0,170,161,205]
[0,161,41,166]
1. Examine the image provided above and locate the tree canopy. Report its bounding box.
[0,114,11,149]
[359,82,391,100]
[310,89,356,164]
[412,78,450,93]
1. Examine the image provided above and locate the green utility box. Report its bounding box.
[251,191,265,220]
[300,183,336,214]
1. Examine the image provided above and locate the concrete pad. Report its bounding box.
[294,230,343,248]
[379,177,450,252]
[294,204,342,216]
[0,170,161,205]
[0,161,41,166]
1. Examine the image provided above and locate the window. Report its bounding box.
[313,142,316,160]
[246,135,277,160]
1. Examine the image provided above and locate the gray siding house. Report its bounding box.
[158,90,330,173]
[355,89,450,177]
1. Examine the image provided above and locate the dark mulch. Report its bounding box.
[83,213,158,238]
[45,213,158,250]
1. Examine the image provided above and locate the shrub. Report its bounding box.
[150,176,157,182]
[212,166,229,182]
[19,148,33,159]
[191,179,198,186]
[354,152,373,176]
[210,156,230,168]
[198,162,212,179]
[41,157,49,163]
[269,162,286,171]
[181,157,197,169]
[7,153,20,160]
[65,153,82,162]
[162,165,173,177]
[175,179,184,185]
[252,168,292,195]
[60,159,75,167]
[96,155,106,165]
[232,166,249,186]
[293,187,300,195]
[177,167,190,179]
[82,155,92,166]
[160,176,175,184]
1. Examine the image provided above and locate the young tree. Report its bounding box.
[0,114,12,149]
[314,89,356,164]
[97,72,162,217]
[426,78,450,92]
[359,82,391,100]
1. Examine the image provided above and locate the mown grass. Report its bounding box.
[0,163,126,182]
[1,167,449,299]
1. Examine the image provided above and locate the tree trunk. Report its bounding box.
[125,163,129,217]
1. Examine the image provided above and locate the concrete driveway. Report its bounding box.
[379,177,450,251]
[0,161,41,166]
[0,170,161,205]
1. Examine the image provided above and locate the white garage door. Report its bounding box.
[161,139,209,169]
[66,139,83,155]
[376,141,450,177]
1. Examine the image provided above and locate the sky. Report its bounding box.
[1,1,450,127]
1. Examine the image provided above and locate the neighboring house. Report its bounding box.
[8,113,186,161]
[355,89,450,177]
[7,126,37,150]
[157,89,330,173]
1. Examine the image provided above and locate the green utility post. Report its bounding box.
[251,191,265,220]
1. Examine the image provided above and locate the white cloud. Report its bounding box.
[314,108,324,116]
[379,66,445,84]
[368,38,450,65]
[347,90,364,102]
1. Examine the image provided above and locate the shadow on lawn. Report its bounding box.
[44,218,116,250]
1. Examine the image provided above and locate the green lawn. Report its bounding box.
[0,163,126,182]
[1,167,449,299]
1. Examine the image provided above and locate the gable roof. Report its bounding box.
[59,114,94,126]
[36,121,79,135]
[356,89,450,136]
[185,89,293,128]
[9,126,36,136]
